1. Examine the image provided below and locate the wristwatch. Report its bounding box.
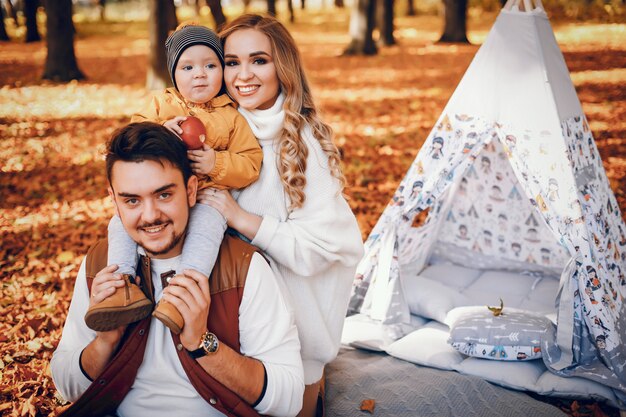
[187,331,219,359]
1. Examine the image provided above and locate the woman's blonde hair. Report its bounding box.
[220,14,345,210]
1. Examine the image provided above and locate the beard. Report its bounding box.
[137,221,187,258]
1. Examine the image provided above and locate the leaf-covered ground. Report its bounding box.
[0,7,624,416]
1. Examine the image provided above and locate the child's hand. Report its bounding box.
[188,144,216,176]
[163,116,188,137]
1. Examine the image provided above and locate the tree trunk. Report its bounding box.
[205,0,225,30]
[380,0,394,46]
[438,0,468,43]
[267,0,276,16]
[0,3,9,41]
[99,0,106,20]
[146,0,177,90]
[344,0,377,55]
[42,0,84,81]
[194,0,203,15]
[407,0,415,16]
[287,0,294,22]
[4,0,19,26]
[335,0,344,8]
[24,0,40,42]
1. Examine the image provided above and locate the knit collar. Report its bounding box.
[238,93,285,145]
[166,88,233,112]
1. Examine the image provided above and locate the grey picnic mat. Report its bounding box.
[325,347,566,417]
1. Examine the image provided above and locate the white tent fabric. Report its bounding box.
[348,1,626,403]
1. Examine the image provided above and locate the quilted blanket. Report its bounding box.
[325,347,566,417]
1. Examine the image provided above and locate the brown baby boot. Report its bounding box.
[152,299,184,334]
[84,274,153,332]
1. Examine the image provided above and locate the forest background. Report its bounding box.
[0,0,625,415]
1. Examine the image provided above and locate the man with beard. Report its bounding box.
[51,122,304,417]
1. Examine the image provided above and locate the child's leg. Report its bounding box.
[180,203,227,276]
[153,203,226,334]
[107,215,138,276]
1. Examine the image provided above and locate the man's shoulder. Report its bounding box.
[210,235,264,294]
[85,238,109,279]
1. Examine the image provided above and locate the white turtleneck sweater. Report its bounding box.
[237,94,364,384]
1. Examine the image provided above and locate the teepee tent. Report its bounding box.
[348,0,626,403]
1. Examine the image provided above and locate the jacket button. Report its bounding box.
[209,398,217,405]
[139,329,145,336]
[99,379,106,385]
[177,343,183,351]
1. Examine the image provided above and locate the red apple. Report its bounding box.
[179,116,206,150]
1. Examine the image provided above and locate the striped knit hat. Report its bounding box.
[165,23,224,90]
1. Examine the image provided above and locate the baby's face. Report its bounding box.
[175,44,223,104]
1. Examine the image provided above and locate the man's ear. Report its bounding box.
[187,175,198,207]
[108,187,120,217]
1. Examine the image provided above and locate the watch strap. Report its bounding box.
[187,346,206,359]
[187,331,219,359]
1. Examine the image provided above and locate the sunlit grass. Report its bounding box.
[570,68,626,85]
[0,84,147,118]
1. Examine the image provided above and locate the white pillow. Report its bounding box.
[418,263,482,290]
[341,313,426,352]
[401,276,470,323]
[386,322,465,370]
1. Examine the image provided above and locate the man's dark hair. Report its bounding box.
[105,122,192,185]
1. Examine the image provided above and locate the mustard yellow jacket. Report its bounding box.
[131,88,262,190]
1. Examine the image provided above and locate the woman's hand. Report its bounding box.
[188,144,216,176]
[162,116,188,136]
[196,188,241,225]
[196,189,262,240]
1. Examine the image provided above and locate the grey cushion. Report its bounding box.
[446,306,555,361]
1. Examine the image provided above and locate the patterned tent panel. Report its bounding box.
[438,135,570,268]
[347,5,626,398]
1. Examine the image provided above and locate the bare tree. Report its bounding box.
[335,0,344,7]
[407,0,415,16]
[205,0,226,29]
[287,0,294,22]
[344,0,377,55]
[0,2,9,41]
[98,0,106,21]
[439,0,468,43]
[24,0,40,42]
[267,0,276,16]
[42,0,84,81]
[3,0,19,26]
[379,0,394,46]
[146,0,177,90]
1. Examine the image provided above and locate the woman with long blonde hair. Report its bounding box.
[199,14,363,416]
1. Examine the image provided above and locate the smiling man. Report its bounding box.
[51,122,304,417]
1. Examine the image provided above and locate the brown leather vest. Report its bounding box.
[59,235,263,417]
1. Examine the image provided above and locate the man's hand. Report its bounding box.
[161,269,211,351]
[188,144,216,176]
[81,264,133,379]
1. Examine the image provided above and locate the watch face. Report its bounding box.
[201,332,218,354]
